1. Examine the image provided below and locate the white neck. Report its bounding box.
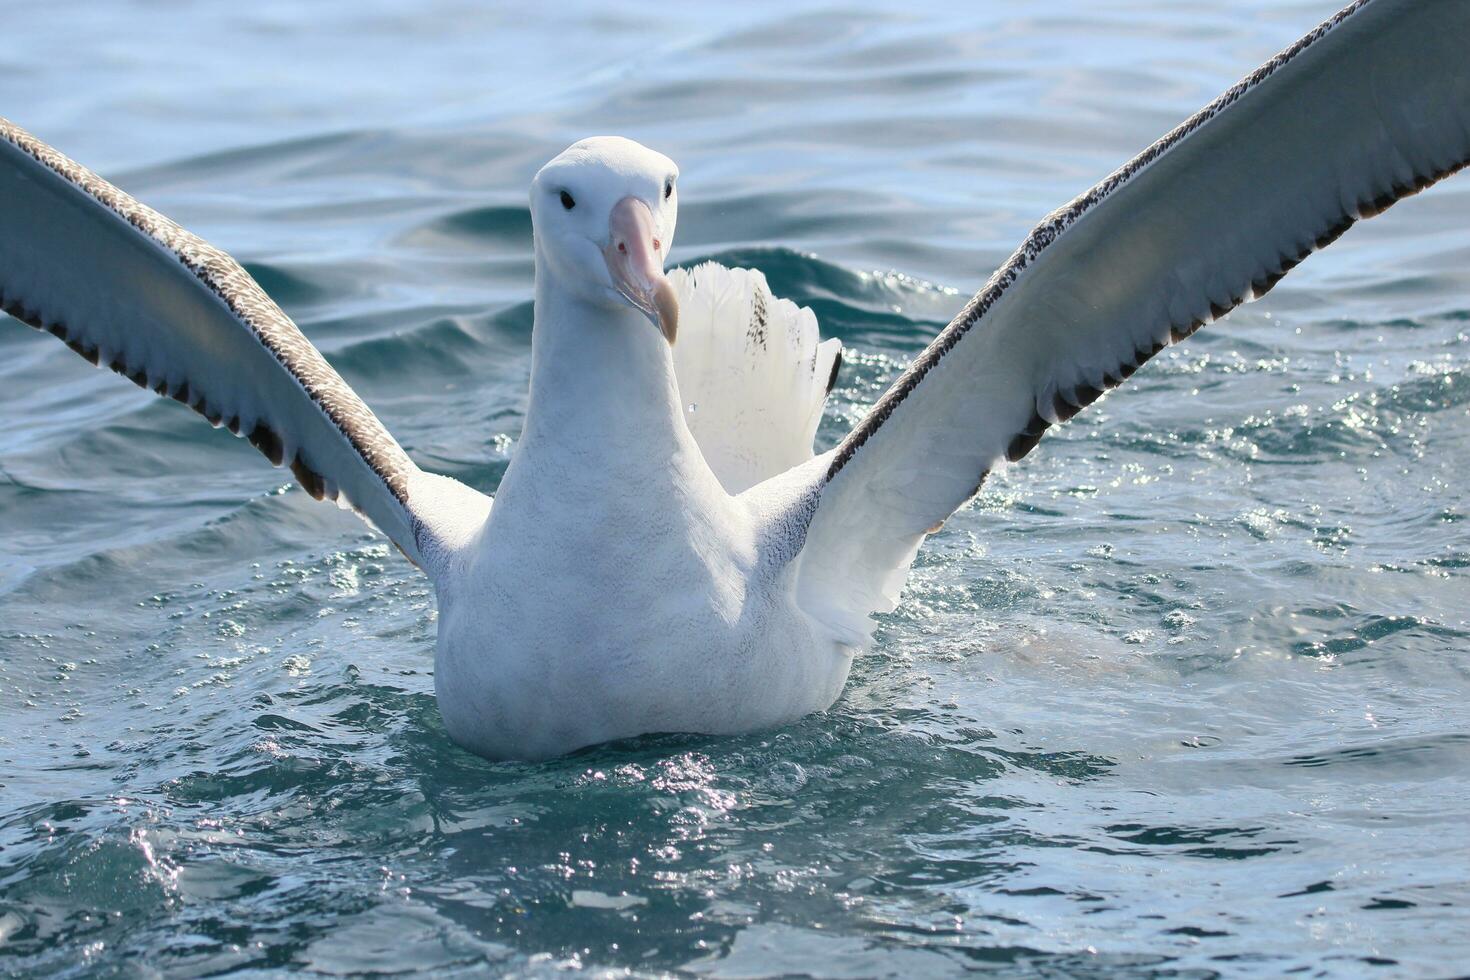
[515,259,710,492]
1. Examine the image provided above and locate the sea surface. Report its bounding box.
[2,1,1468,976]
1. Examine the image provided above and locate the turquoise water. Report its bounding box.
[3,0,1469,974]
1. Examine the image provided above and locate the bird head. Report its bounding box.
[530,136,680,344]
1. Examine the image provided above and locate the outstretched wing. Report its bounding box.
[0,116,488,574]
[795,0,1470,644]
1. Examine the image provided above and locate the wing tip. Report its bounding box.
[825,345,843,395]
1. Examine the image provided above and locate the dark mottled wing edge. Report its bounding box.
[0,115,444,568]
[793,0,1470,645]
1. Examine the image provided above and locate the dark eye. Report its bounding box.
[559,190,576,210]
[664,179,674,200]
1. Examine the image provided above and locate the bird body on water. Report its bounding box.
[1,0,1467,759]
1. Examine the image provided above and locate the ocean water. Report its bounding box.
[2,0,1468,975]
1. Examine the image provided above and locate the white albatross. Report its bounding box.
[2,0,1468,759]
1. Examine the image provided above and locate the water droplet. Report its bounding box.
[687,403,697,414]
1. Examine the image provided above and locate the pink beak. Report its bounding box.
[604,196,678,344]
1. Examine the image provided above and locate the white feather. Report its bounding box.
[669,262,840,493]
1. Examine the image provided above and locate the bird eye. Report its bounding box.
[560,190,576,210]
[664,179,674,200]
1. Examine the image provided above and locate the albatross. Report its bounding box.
[2,0,1467,760]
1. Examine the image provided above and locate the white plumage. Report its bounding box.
[670,262,841,493]
[1,0,1467,759]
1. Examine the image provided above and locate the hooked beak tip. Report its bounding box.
[653,278,679,345]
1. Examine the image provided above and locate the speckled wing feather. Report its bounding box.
[0,116,488,573]
[794,0,1470,644]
